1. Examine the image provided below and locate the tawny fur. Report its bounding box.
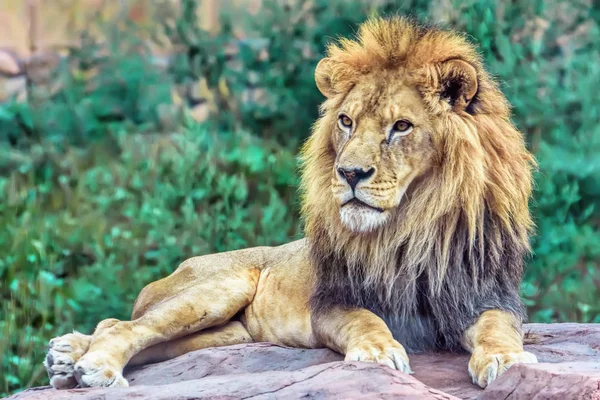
[303,16,534,298]
[44,17,537,391]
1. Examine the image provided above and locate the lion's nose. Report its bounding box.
[337,167,375,190]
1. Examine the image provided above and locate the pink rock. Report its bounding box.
[0,50,22,76]
[5,324,600,400]
[7,362,458,400]
[480,362,600,400]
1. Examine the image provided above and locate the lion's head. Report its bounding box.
[302,18,535,346]
[302,16,534,236]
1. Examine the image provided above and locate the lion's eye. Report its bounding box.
[392,120,413,134]
[338,114,353,129]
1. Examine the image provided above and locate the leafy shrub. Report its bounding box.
[0,121,301,395]
[0,22,172,150]
[162,0,432,145]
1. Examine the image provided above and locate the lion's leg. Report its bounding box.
[45,322,253,388]
[312,307,412,373]
[44,250,264,389]
[45,317,128,389]
[71,263,260,388]
[129,320,253,366]
[462,310,538,388]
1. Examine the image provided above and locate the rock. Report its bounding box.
[5,324,600,400]
[0,50,22,76]
[0,49,26,102]
[479,362,600,400]
[125,342,343,386]
[523,323,600,362]
[0,75,26,103]
[7,361,458,400]
[478,323,600,400]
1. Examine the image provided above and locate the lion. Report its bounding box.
[44,16,538,390]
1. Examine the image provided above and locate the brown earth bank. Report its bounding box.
[5,323,600,400]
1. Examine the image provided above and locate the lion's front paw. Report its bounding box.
[345,339,412,374]
[468,349,537,388]
[44,332,91,389]
[73,352,128,388]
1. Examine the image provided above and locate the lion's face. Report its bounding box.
[304,17,532,241]
[330,72,436,232]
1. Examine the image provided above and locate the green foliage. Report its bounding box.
[0,29,172,150]
[162,0,431,144]
[1,0,599,396]
[0,122,300,395]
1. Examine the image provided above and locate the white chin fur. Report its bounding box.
[340,205,389,233]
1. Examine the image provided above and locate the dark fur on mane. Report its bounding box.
[309,209,526,353]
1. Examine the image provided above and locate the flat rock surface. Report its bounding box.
[6,323,600,400]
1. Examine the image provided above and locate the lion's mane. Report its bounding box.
[301,17,536,352]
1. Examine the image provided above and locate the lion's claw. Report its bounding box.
[468,349,537,388]
[345,339,412,374]
[44,332,91,389]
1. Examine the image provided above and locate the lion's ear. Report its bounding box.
[438,59,478,111]
[315,58,337,98]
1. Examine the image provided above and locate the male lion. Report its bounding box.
[45,17,537,390]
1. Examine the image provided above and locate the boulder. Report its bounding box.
[479,362,600,400]
[5,323,600,400]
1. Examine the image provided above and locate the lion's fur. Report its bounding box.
[301,17,536,351]
[44,17,537,391]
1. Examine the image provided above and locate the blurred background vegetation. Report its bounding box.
[0,0,598,395]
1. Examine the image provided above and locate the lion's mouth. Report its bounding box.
[341,198,384,213]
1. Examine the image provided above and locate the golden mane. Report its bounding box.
[301,17,536,350]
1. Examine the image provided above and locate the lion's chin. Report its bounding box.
[339,202,390,233]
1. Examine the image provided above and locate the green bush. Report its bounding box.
[162,0,432,145]
[1,0,599,396]
[0,33,172,150]
[0,121,301,395]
